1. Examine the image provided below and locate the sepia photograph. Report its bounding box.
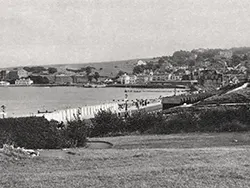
[0,0,250,187]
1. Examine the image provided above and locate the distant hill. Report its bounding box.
[43,58,156,77]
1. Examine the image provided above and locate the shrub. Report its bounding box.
[126,111,165,133]
[0,117,88,149]
[64,119,87,147]
[90,109,125,137]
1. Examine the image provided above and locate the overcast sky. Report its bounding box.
[0,0,250,68]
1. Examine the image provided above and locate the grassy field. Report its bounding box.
[1,132,250,188]
[45,57,156,77]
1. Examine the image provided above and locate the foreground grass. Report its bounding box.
[1,132,250,188]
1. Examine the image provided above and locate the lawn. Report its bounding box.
[1,132,250,188]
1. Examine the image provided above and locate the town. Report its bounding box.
[0,47,249,90]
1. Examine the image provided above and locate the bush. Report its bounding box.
[90,109,125,137]
[126,111,165,133]
[0,117,88,149]
[64,119,87,147]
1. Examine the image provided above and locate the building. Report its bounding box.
[0,70,7,81]
[136,60,147,66]
[219,50,233,59]
[55,74,73,84]
[72,75,88,83]
[15,78,33,85]
[119,74,137,84]
[136,74,153,84]
[17,69,29,78]
[0,81,10,86]
[152,73,180,82]
[199,70,223,87]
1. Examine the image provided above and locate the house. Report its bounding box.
[15,78,33,85]
[199,70,223,87]
[136,74,153,84]
[218,50,233,59]
[0,70,7,81]
[136,60,147,66]
[72,74,88,83]
[152,74,169,82]
[0,81,10,86]
[55,74,73,84]
[119,74,137,84]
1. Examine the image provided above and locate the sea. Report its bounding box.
[0,87,185,117]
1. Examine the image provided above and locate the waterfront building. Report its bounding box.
[15,78,33,85]
[72,74,88,83]
[119,74,137,84]
[152,73,180,82]
[55,74,73,84]
[136,74,153,84]
[0,81,10,86]
[0,70,7,81]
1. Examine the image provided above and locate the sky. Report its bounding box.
[0,0,250,68]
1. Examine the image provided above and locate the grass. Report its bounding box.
[200,87,250,105]
[1,132,250,187]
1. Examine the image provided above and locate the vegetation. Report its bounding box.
[87,105,250,137]
[0,117,87,149]
[28,75,50,84]
[23,66,47,74]
[47,67,57,74]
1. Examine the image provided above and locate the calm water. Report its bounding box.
[0,87,180,117]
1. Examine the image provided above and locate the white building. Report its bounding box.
[119,74,137,84]
[15,78,33,85]
[137,60,147,66]
[0,81,10,86]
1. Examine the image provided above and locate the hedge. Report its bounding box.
[1,105,250,149]
[0,117,87,149]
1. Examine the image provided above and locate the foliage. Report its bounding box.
[48,67,57,74]
[90,109,126,137]
[87,105,250,137]
[93,72,100,81]
[0,117,88,149]
[126,111,165,133]
[23,66,47,74]
[115,70,126,79]
[64,119,87,147]
[28,76,49,84]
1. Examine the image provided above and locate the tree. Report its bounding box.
[28,76,49,84]
[93,72,100,82]
[48,67,57,74]
[115,70,125,79]
[23,66,46,74]
[87,75,93,82]
[85,66,95,75]
[133,65,145,74]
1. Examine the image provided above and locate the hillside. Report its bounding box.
[40,58,156,77]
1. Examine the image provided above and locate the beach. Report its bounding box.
[0,87,187,117]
